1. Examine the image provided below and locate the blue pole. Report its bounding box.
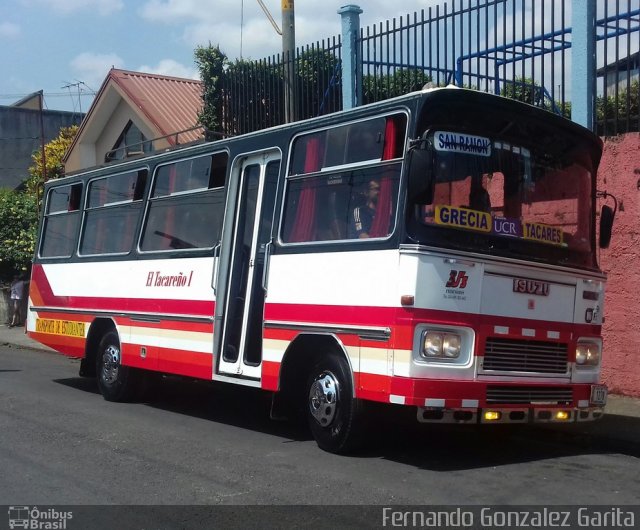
[571,0,596,130]
[338,4,363,110]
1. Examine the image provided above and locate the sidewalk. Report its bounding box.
[1,323,639,453]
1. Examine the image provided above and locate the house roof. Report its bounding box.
[64,68,203,162]
[11,91,43,110]
[108,69,203,142]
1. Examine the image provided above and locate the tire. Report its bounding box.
[306,352,366,454]
[95,330,139,402]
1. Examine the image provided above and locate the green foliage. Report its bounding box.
[224,56,283,134]
[26,125,78,199]
[197,45,345,134]
[195,43,228,133]
[500,76,540,105]
[501,76,571,118]
[596,80,639,132]
[0,189,38,280]
[295,48,341,116]
[362,68,433,105]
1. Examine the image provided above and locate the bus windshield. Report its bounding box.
[408,129,596,269]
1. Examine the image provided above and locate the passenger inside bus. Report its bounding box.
[348,179,380,238]
[467,175,492,213]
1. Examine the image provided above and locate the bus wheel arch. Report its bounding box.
[90,322,139,402]
[277,333,355,399]
[80,318,117,377]
[277,333,365,453]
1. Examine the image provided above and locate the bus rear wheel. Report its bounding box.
[306,353,365,454]
[96,330,138,402]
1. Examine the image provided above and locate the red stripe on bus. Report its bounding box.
[120,342,213,380]
[28,331,85,357]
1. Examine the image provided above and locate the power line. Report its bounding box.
[0,92,95,99]
[61,80,96,114]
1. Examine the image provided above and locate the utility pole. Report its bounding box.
[256,0,296,122]
[38,90,47,185]
[282,0,296,122]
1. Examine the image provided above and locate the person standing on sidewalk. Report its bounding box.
[9,275,25,327]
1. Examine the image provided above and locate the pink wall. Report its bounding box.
[597,133,640,397]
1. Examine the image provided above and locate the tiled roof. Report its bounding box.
[109,69,203,144]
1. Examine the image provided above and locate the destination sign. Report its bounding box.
[434,131,492,157]
[432,207,565,247]
[434,205,492,233]
[523,221,564,246]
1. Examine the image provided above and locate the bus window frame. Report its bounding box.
[77,166,149,258]
[277,109,410,248]
[38,182,84,260]
[137,150,229,255]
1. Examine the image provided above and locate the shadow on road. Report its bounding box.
[54,376,102,395]
[53,374,639,469]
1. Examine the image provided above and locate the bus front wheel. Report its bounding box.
[96,330,138,402]
[306,353,365,454]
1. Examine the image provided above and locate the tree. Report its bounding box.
[26,125,78,200]
[196,45,344,135]
[195,43,228,133]
[295,48,341,117]
[362,68,433,105]
[500,76,540,105]
[0,189,38,280]
[223,56,283,135]
[0,125,79,280]
[597,80,639,133]
[501,76,570,117]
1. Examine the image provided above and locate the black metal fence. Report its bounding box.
[360,1,572,114]
[219,37,342,136]
[218,0,639,137]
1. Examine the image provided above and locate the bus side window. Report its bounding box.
[80,170,147,256]
[140,152,228,252]
[40,183,83,258]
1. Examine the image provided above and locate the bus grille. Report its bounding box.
[486,386,573,405]
[482,337,569,374]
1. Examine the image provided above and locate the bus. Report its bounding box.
[27,87,612,453]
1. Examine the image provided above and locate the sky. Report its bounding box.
[0,0,443,113]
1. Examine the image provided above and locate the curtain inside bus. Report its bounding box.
[289,136,322,242]
[370,117,398,237]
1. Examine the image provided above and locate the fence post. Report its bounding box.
[571,0,597,131]
[338,4,363,110]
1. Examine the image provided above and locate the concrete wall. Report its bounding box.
[598,133,640,397]
[0,106,83,189]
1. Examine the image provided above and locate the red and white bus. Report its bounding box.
[27,87,611,453]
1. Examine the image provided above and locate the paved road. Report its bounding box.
[1,343,639,511]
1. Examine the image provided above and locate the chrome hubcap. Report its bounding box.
[101,345,120,385]
[309,371,339,427]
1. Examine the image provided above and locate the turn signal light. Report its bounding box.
[555,411,570,421]
[484,411,501,421]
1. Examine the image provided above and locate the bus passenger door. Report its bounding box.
[216,151,280,380]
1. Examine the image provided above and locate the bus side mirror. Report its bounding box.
[599,205,615,249]
[407,146,433,204]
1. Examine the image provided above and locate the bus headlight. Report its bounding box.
[443,334,462,358]
[423,332,443,356]
[421,331,462,359]
[576,341,601,366]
